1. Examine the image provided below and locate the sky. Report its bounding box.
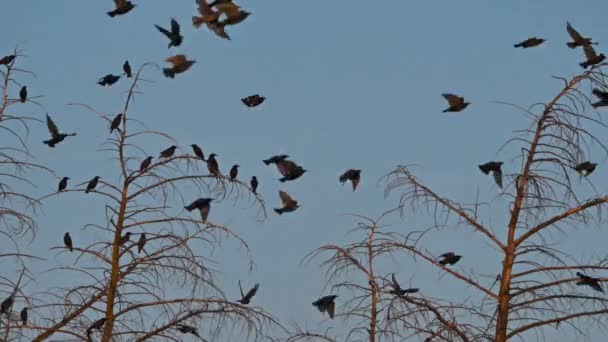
[2,0,608,341]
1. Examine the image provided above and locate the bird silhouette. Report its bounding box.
[312,295,337,319]
[19,85,27,103]
[241,95,266,108]
[339,169,361,191]
[107,0,135,17]
[442,94,470,112]
[191,144,206,161]
[229,164,239,181]
[123,60,132,78]
[137,233,146,253]
[176,324,202,339]
[43,114,76,147]
[574,161,597,176]
[58,177,69,192]
[389,273,419,296]
[513,37,545,48]
[139,156,153,172]
[97,74,121,87]
[159,145,177,158]
[237,281,259,305]
[576,272,603,293]
[155,18,183,48]
[85,176,101,193]
[566,22,597,49]
[263,154,289,165]
[64,232,73,252]
[206,153,221,177]
[109,113,123,133]
[185,198,214,223]
[250,176,258,194]
[0,295,14,315]
[163,55,196,78]
[119,232,132,246]
[207,21,231,40]
[478,161,503,188]
[87,318,107,341]
[580,45,606,69]
[438,252,462,266]
[20,307,27,326]
[280,166,307,183]
[592,88,608,108]
[0,54,15,66]
[274,190,299,215]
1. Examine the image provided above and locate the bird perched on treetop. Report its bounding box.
[312,295,337,319]
[591,88,608,108]
[275,159,307,182]
[107,0,135,17]
[19,86,27,103]
[192,0,221,29]
[207,153,221,177]
[137,233,146,253]
[229,164,239,181]
[236,281,259,305]
[185,198,214,223]
[86,318,107,341]
[438,252,462,266]
[97,74,121,87]
[85,176,101,193]
[242,94,266,108]
[339,169,361,191]
[64,232,73,252]
[263,154,289,165]
[43,114,76,148]
[58,177,69,192]
[159,145,177,158]
[119,232,132,246]
[20,307,27,326]
[250,176,258,194]
[191,144,206,161]
[441,93,470,112]
[0,54,15,66]
[514,37,545,48]
[274,190,299,215]
[163,54,196,78]
[389,273,419,296]
[109,113,123,134]
[574,161,597,176]
[123,60,132,78]
[139,156,153,172]
[566,22,597,49]
[479,161,503,188]
[580,45,606,69]
[155,18,183,48]
[576,272,603,293]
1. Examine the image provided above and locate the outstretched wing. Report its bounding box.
[244,283,259,300]
[493,169,503,188]
[592,88,608,101]
[115,0,127,6]
[46,114,60,137]
[583,44,598,60]
[279,191,295,206]
[215,2,240,18]
[155,24,172,38]
[171,18,181,34]
[166,54,187,66]
[391,273,401,291]
[327,301,335,319]
[442,93,463,107]
[566,22,584,41]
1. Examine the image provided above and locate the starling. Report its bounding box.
[438,252,462,266]
[513,37,545,48]
[137,233,146,253]
[229,164,239,181]
[123,60,132,78]
[207,153,220,177]
[193,0,221,29]
[119,232,132,245]
[85,176,101,193]
[478,161,503,188]
[155,18,183,48]
[237,281,259,305]
[566,22,597,49]
[0,295,14,315]
[19,85,27,103]
[163,54,196,78]
[64,232,73,252]
[241,95,266,108]
[580,44,606,69]
[574,161,597,176]
[312,295,337,319]
[20,307,27,326]
[139,156,153,171]
[576,272,603,293]
[184,198,214,223]
[263,154,289,165]
[442,94,470,113]
[0,54,15,66]
[107,0,135,17]
[274,190,299,215]
[109,113,123,133]
[43,114,77,147]
[159,145,177,158]
[97,74,121,87]
[58,177,69,192]
[275,159,306,182]
[389,273,419,296]
[213,2,250,26]
[87,318,107,340]
[191,144,205,161]
[250,176,258,194]
[176,324,201,338]
[339,169,361,191]
[279,166,307,183]
[592,88,608,108]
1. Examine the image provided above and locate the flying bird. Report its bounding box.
[566,22,597,49]
[97,74,121,87]
[137,233,146,253]
[242,95,266,108]
[263,154,289,165]
[159,145,177,158]
[438,252,462,266]
[19,86,27,103]
[139,156,153,171]
[229,164,239,181]
[155,18,183,48]
[576,272,603,293]
[213,1,251,26]
[191,144,205,161]
[389,273,419,296]
[478,161,504,188]
[185,198,214,223]
[580,44,606,69]
[0,54,15,66]
[123,60,132,78]
[207,153,221,177]
[43,114,76,147]
[274,190,299,215]
[1,295,14,315]
[192,0,221,29]
[237,281,259,305]
[280,166,307,183]
[107,0,135,17]
[207,21,231,40]
[176,324,202,338]
[58,177,69,192]
[163,54,196,78]
[574,161,597,176]
[513,37,545,48]
[250,176,258,194]
[442,94,470,112]
[85,176,101,193]
[119,232,132,246]
[312,295,337,319]
[592,88,608,108]
[20,307,27,326]
[64,232,73,252]
[275,159,306,182]
[339,169,361,191]
[110,113,123,133]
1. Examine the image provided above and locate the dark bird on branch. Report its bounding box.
[185,198,214,223]
[214,1,251,26]
[389,273,419,296]
[207,153,221,177]
[438,252,462,266]
[274,190,299,215]
[43,114,76,147]
[20,307,27,326]
[0,54,15,66]
[514,37,545,48]
[139,156,153,172]
[592,88,608,108]
[159,145,177,158]
[108,0,135,17]
[263,154,289,165]
[479,161,503,188]
[237,281,259,305]
[137,233,146,253]
[85,176,101,193]
[19,86,27,103]
[119,232,132,246]
[312,295,337,319]
[110,113,123,133]
[86,318,106,340]
[97,74,121,87]
[123,60,132,78]
[250,176,258,194]
[242,94,266,108]
[339,169,361,191]
[574,161,597,176]
[64,232,73,252]
[566,22,597,49]
[576,272,603,293]
[176,324,203,339]
[163,54,196,78]
[229,164,239,181]
[155,18,183,48]
[580,44,606,69]
[0,295,14,315]
[191,144,205,161]
[58,177,69,192]
[442,93,470,112]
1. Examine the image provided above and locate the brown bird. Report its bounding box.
[312,295,337,319]
[241,94,266,108]
[155,18,183,48]
[580,44,606,69]
[123,60,132,78]
[275,159,306,182]
[592,88,608,108]
[139,156,153,171]
[191,144,205,161]
[163,54,196,78]
[184,198,214,223]
[274,190,299,215]
[576,272,603,293]
[236,281,259,305]
[574,161,597,176]
[85,176,101,193]
[566,22,597,49]
[229,164,239,181]
[64,232,73,252]
[19,86,27,103]
[339,169,361,191]
[207,153,221,177]
[514,37,545,48]
[137,233,146,253]
[442,94,470,112]
[159,145,177,158]
[58,177,69,192]
[109,113,123,133]
[193,0,221,29]
[250,176,258,194]
[119,232,132,246]
[97,74,121,87]
[107,0,135,17]
[43,114,76,147]
[0,54,15,66]
[478,161,503,188]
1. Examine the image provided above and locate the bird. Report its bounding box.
[163,54,196,79]
[241,95,266,108]
[139,156,153,172]
[442,94,470,112]
[229,164,239,181]
[207,21,231,40]
[64,232,73,252]
[176,324,201,338]
[438,252,462,266]
[185,198,214,223]
[312,295,337,319]
[236,281,259,305]
[206,153,220,177]
[592,88,608,108]
[250,176,258,194]
[389,273,419,296]
[566,22,597,49]
[85,176,101,193]
[43,114,76,147]
[1,295,14,315]
[263,154,289,165]
[275,159,306,182]
[513,37,545,48]
[574,161,597,176]
[159,145,177,158]
[119,232,132,246]
[20,307,27,326]
[213,1,251,26]
[191,144,205,161]
[478,161,504,188]
[87,318,107,341]
[339,169,361,191]
[58,177,69,192]
[192,0,221,29]
[109,113,123,133]
[280,166,307,183]
[274,190,299,215]
[576,272,603,293]
[123,60,132,78]
[580,44,606,69]
[107,0,135,17]
[0,54,15,66]
[137,233,146,253]
[155,18,183,48]
[97,74,121,87]
[19,85,27,103]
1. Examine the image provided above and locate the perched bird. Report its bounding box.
[19,85,27,103]
[176,324,201,338]
[389,273,419,296]
[438,252,462,266]
[0,295,14,315]
[155,18,183,48]
[312,295,337,319]
[274,190,299,215]
[250,176,258,194]
[339,169,361,191]
[192,0,221,29]
[163,54,196,78]
[206,153,220,177]
[109,113,123,133]
[123,60,132,78]
[237,281,259,305]
[97,74,121,87]
[241,95,266,108]
[159,145,177,158]
[576,272,603,293]
[580,44,606,69]
[43,114,76,147]
[513,37,545,48]
[592,88,608,108]
[119,232,132,245]
[139,156,153,172]
[64,232,73,252]
[263,154,289,165]
[280,166,307,183]
[184,198,214,223]
[107,0,135,17]
[478,161,504,188]
[229,164,239,181]
[20,307,27,326]
[191,144,205,161]
[0,54,16,66]
[574,161,597,176]
[566,22,597,49]
[137,233,146,253]
[58,177,69,192]
[87,318,107,340]
[442,94,470,112]
[85,176,101,193]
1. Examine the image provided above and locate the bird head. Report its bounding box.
[209,153,217,158]
[234,164,240,168]
[125,232,132,237]
[95,176,101,179]
[190,144,197,147]
[64,176,70,180]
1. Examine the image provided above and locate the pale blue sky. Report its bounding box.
[2,1,608,341]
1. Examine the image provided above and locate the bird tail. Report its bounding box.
[580,62,589,68]
[85,189,90,194]
[263,159,271,165]
[69,133,77,136]
[192,16,205,28]
[43,140,55,148]
[69,247,73,252]
[184,205,194,212]
[438,260,447,266]
[279,177,286,183]
[274,208,283,215]
[107,11,116,17]
[20,99,25,103]
[567,42,577,49]
[478,165,491,175]
[163,68,175,78]
[513,43,522,48]
[442,108,449,113]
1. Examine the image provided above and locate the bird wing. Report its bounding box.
[439,252,453,258]
[327,301,335,319]
[244,283,259,300]
[171,18,181,34]
[279,191,295,206]
[391,273,401,291]
[207,22,230,39]
[155,24,172,38]
[215,2,240,18]
[583,44,598,59]
[276,160,297,177]
[238,280,245,298]
[592,88,608,101]
[196,0,214,15]
[442,94,463,107]
[115,0,127,6]
[493,169,503,188]
[166,54,187,66]
[46,114,60,137]
[566,22,584,41]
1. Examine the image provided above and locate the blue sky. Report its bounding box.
[3,0,608,341]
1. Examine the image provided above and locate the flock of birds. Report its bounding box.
[1,2,608,339]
